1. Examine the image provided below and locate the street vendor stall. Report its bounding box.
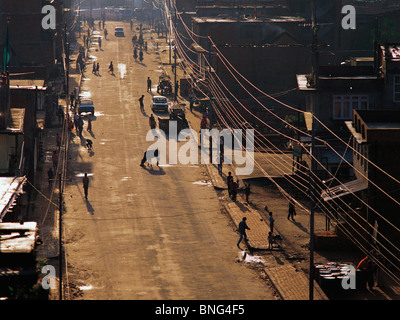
[314,262,357,298]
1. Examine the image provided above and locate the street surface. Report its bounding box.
[62,21,275,300]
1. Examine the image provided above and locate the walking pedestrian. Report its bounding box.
[269,211,275,234]
[68,119,74,132]
[82,173,89,200]
[96,62,100,75]
[231,180,238,202]
[139,49,143,63]
[189,92,194,112]
[98,36,102,49]
[70,91,75,107]
[74,112,79,129]
[139,95,145,112]
[108,61,114,75]
[140,148,159,167]
[104,28,108,39]
[237,217,250,248]
[47,167,54,187]
[77,117,84,137]
[288,199,296,221]
[51,151,58,173]
[56,133,61,148]
[92,61,96,74]
[218,152,223,175]
[149,114,156,129]
[147,77,152,92]
[245,184,251,202]
[227,172,233,198]
[87,115,92,132]
[357,254,377,290]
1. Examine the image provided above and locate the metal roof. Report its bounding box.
[321,178,368,202]
[0,176,26,221]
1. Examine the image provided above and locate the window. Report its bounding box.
[394,75,400,102]
[333,95,369,120]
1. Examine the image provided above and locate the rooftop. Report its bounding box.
[192,16,305,23]
[346,110,400,143]
[0,176,26,220]
[10,79,46,90]
[0,221,37,254]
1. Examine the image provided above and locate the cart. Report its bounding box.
[169,103,188,132]
[158,116,170,135]
[157,74,173,96]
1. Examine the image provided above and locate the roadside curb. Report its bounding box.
[265,265,329,300]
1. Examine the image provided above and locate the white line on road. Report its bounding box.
[118,63,126,79]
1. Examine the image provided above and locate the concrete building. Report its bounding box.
[344,109,400,269]
[0,0,65,77]
[296,44,400,180]
[190,15,313,107]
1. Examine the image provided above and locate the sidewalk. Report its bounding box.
[153,32,328,300]
[28,33,84,301]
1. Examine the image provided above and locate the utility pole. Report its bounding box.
[59,172,63,300]
[169,21,171,64]
[311,0,319,88]
[309,0,317,301]
[173,9,177,101]
[66,42,70,109]
[309,116,316,301]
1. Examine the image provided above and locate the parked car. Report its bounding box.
[151,96,169,112]
[78,99,95,115]
[114,27,124,37]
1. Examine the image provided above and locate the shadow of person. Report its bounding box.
[80,135,86,147]
[235,201,251,212]
[292,220,308,233]
[86,200,95,215]
[140,164,165,175]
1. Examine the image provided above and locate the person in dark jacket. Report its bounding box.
[237,217,250,248]
[83,172,89,200]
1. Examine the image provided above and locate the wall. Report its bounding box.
[0,0,57,72]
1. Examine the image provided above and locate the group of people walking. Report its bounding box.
[232,170,298,251]
[92,61,100,75]
[71,112,92,136]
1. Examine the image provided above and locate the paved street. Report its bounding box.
[62,21,275,300]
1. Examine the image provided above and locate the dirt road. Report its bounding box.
[62,21,275,300]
